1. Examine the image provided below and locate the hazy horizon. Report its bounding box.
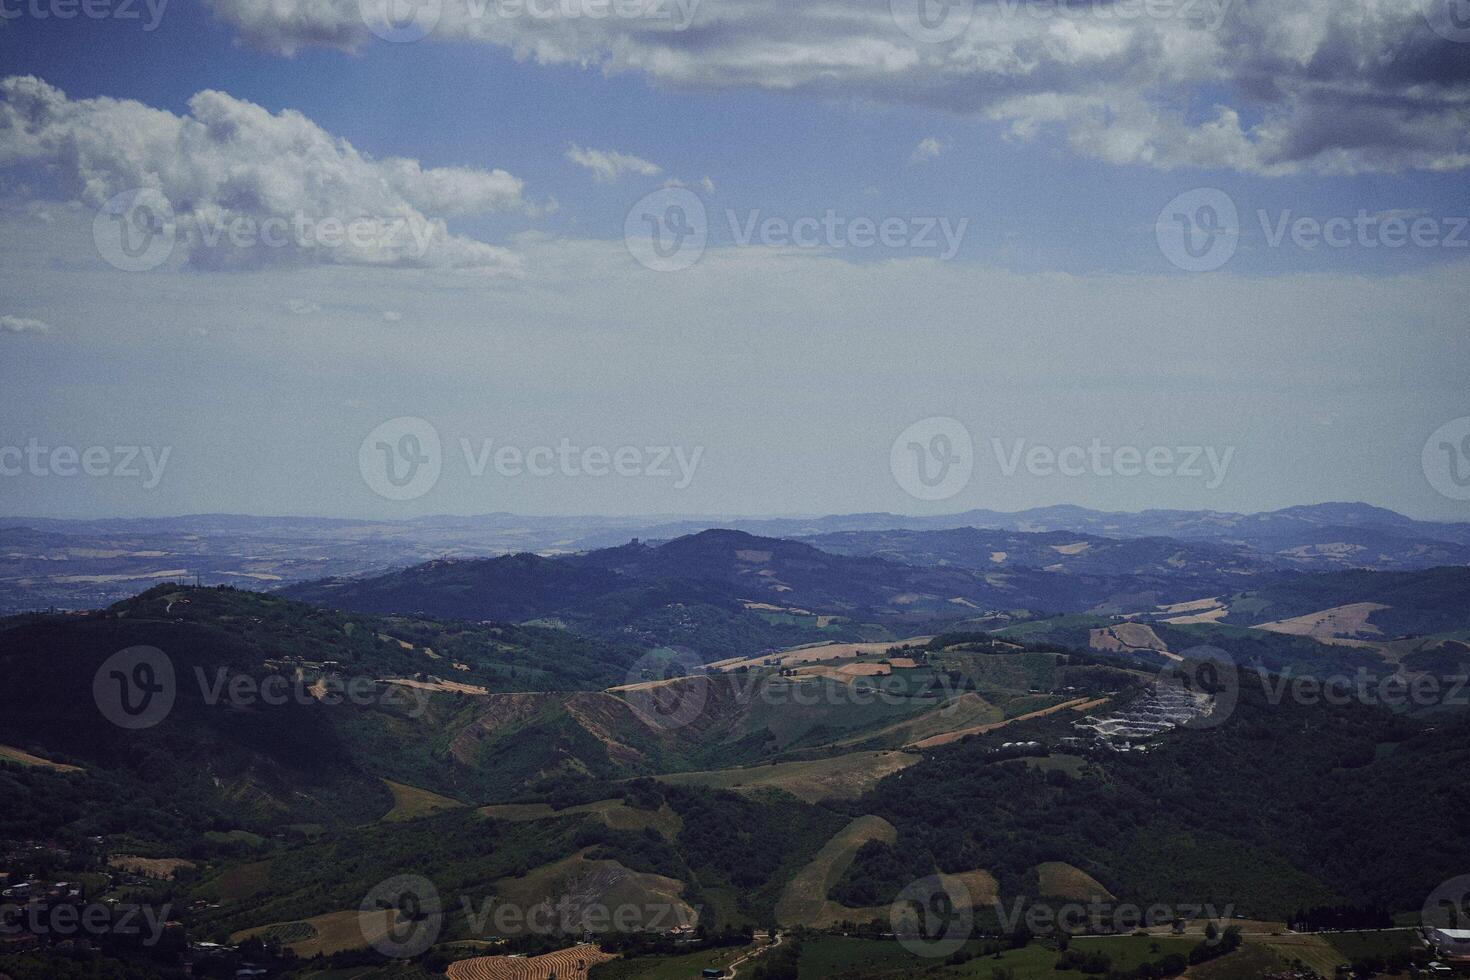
[3,1,1468,521]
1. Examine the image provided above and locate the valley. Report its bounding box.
[1,510,1467,979]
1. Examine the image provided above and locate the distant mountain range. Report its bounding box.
[279,528,1470,664]
[3,502,1469,613]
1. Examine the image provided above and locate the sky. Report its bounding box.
[0,0,1467,521]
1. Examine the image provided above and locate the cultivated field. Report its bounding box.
[586,941,757,979]
[108,855,196,879]
[1255,602,1390,641]
[1090,623,1178,660]
[478,798,682,837]
[194,858,273,904]
[382,779,464,821]
[775,815,896,928]
[1035,861,1114,901]
[491,849,697,936]
[1249,932,1350,975]
[713,637,934,673]
[381,677,489,695]
[828,692,1003,749]
[233,908,395,957]
[1157,597,1229,625]
[908,696,1097,749]
[447,944,617,980]
[0,744,83,772]
[656,751,919,803]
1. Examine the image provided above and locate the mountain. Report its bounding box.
[6,586,1470,961]
[284,528,1234,657]
[5,503,1468,613]
[802,527,1286,578]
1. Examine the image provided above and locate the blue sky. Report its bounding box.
[0,0,1467,520]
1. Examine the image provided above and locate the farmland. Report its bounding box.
[656,751,920,803]
[382,779,465,821]
[775,815,896,928]
[447,944,617,980]
[0,743,83,772]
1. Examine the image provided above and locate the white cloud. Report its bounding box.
[203,0,1470,175]
[566,145,663,182]
[382,310,404,322]
[910,137,943,163]
[0,76,528,271]
[286,299,322,316]
[0,314,51,334]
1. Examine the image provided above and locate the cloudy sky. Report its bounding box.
[0,0,1467,521]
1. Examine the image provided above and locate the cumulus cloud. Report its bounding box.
[910,137,943,163]
[204,0,1470,175]
[0,315,51,334]
[0,76,528,271]
[566,145,663,182]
